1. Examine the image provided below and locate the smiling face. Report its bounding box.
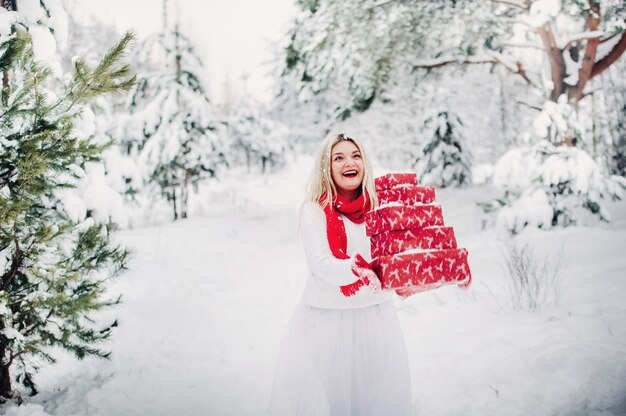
[330,140,365,201]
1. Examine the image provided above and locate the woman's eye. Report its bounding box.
[334,156,342,161]
[354,154,361,159]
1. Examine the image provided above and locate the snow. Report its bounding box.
[1,327,23,341]
[4,157,625,416]
[526,0,560,27]
[472,163,493,185]
[1,0,69,77]
[16,0,45,24]
[57,190,87,223]
[4,404,50,416]
[0,9,17,36]
[77,163,129,228]
[563,50,579,86]
[559,30,606,49]
[73,106,96,139]
[497,188,554,231]
[492,147,534,192]
[28,24,62,75]
[43,0,69,51]
[0,298,9,315]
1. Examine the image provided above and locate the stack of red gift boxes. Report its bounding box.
[366,173,472,295]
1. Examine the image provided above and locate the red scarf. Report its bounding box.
[320,190,372,296]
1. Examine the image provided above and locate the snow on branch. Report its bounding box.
[560,30,606,50]
[366,0,397,10]
[412,55,497,70]
[491,0,528,11]
[500,41,545,51]
[413,51,537,88]
[485,50,518,72]
[591,31,626,78]
[600,32,621,44]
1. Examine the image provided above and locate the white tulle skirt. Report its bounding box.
[268,301,411,416]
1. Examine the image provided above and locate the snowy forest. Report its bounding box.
[0,0,625,415]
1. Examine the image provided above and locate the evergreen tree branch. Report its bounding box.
[65,31,136,113]
[0,224,21,292]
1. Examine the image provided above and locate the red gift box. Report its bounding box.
[378,185,436,206]
[374,173,419,192]
[365,205,444,236]
[372,248,471,290]
[371,226,457,259]
[365,172,473,296]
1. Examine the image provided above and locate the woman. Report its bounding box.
[268,133,412,416]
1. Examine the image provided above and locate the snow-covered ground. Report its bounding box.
[3,157,626,416]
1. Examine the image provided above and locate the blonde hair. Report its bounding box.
[306,132,378,209]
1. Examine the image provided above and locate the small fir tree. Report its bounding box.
[228,96,289,174]
[483,101,626,234]
[119,25,225,220]
[0,29,135,400]
[413,110,472,188]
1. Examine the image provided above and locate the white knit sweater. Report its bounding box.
[299,201,394,309]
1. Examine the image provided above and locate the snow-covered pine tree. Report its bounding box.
[276,0,448,123]
[0,26,135,399]
[228,96,289,173]
[41,8,138,230]
[486,99,626,234]
[413,109,472,188]
[119,25,225,220]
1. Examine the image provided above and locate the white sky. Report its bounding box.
[70,0,297,103]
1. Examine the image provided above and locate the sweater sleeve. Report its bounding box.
[299,202,361,287]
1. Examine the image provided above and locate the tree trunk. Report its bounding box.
[0,317,13,400]
[0,32,16,385]
[172,189,178,221]
[1,0,15,104]
[162,0,169,31]
[568,1,601,102]
[0,362,11,400]
[1,0,16,11]
[499,71,509,147]
[591,90,597,158]
[537,26,566,102]
[181,169,190,219]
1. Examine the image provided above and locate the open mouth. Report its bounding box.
[342,170,358,178]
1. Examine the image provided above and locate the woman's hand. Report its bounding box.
[351,254,382,292]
